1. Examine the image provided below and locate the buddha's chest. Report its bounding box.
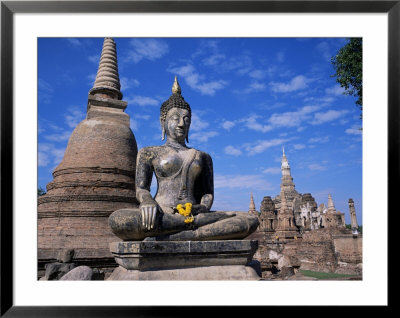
[154,151,202,179]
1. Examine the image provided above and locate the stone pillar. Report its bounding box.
[38,38,139,272]
[349,198,359,235]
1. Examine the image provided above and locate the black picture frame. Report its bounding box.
[1,0,395,316]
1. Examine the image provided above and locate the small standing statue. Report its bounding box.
[109,77,259,241]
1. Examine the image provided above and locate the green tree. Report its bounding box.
[38,187,46,196]
[331,38,362,116]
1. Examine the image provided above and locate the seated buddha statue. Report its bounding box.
[108,77,259,241]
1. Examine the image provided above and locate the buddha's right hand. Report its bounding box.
[140,201,158,231]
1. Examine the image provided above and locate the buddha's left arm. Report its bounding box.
[199,152,214,211]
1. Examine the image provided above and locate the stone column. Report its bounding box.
[349,198,359,235]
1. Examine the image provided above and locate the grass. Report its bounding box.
[299,269,357,280]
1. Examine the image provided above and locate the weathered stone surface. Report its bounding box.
[56,249,74,263]
[110,240,258,271]
[44,262,76,280]
[107,265,260,280]
[59,266,93,280]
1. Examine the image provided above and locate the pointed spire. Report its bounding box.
[281,146,290,170]
[89,37,122,100]
[172,75,182,95]
[248,192,258,216]
[327,194,336,213]
[249,192,256,210]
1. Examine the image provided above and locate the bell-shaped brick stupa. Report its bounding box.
[38,38,138,276]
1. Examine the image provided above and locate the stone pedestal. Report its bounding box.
[107,240,261,280]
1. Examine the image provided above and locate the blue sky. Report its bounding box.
[38,37,362,225]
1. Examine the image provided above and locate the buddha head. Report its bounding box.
[160,76,191,143]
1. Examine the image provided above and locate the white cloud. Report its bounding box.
[44,131,72,142]
[203,54,226,66]
[325,84,345,96]
[224,145,242,156]
[127,39,169,63]
[234,81,266,94]
[135,114,151,120]
[316,41,332,62]
[195,80,227,96]
[270,75,309,93]
[127,96,159,107]
[219,55,253,75]
[222,120,236,131]
[88,54,100,64]
[308,136,330,143]
[38,143,65,167]
[190,131,219,143]
[38,151,50,167]
[87,73,96,86]
[312,110,348,125]
[276,50,285,62]
[293,144,306,150]
[38,79,54,93]
[214,174,273,191]
[223,106,320,134]
[303,96,335,105]
[38,78,54,104]
[262,167,281,174]
[245,138,288,156]
[267,105,320,128]
[346,126,362,135]
[190,113,209,132]
[120,77,140,91]
[168,64,228,96]
[64,107,85,129]
[249,69,266,80]
[66,38,82,47]
[308,163,327,171]
[242,115,272,133]
[130,118,139,131]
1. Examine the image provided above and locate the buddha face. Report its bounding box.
[163,108,191,143]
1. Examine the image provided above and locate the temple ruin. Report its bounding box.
[249,148,346,237]
[247,148,362,278]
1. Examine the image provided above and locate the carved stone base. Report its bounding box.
[107,240,260,280]
[107,264,260,280]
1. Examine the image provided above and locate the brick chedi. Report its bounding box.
[38,38,139,273]
[248,192,258,216]
[321,194,346,229]
[273,147,302,212]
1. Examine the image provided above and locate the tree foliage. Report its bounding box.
[38,187,46,196]
[331,38,362,113]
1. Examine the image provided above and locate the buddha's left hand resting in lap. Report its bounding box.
[109,77,259,241]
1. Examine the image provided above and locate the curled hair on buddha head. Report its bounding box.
[160,76,192,142]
